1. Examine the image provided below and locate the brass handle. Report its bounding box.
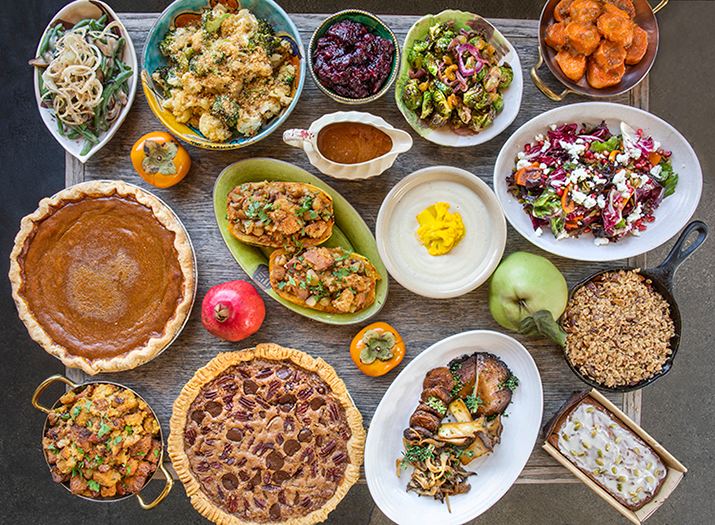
[136,460,174,510]
[530,46,572,102]
[652,0,668,14]
[32,374,78,414]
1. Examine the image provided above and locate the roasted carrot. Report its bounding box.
[567,22,601,55]
[555,49,587,81]
[593,40,627,71]
[625,25,648,65]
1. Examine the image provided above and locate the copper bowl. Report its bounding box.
[32,375,173,508]
[531,0,668,101]
[561,221,707,392]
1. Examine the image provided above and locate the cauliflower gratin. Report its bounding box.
[152,4,297,141]
[42,383,162,499]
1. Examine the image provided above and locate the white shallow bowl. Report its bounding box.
[493,102,703,261]
[365,330,543,525]
[32,0,138,163]
[283,111,413,180]
[395,10,523,147]
[376,166,506,298]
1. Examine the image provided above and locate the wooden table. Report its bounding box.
[65,14,648,485]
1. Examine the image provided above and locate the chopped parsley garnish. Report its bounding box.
[401,443,435,467]
[98,422,112,439]
[71,406,81,419]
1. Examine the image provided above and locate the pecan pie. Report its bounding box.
[169,344,365,525]
[9,180,196,375]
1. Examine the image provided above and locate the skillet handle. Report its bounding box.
[652,0,669,15]
[530,47,572,102]
[648,221,708,291]
[32,374,78,414]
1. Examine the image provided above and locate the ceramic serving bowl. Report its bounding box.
[395,10,523,147]
[308,10,400,104]
[531,0,668,101]
[376,166,507,298]
[283,111,413,180]
[32,374,173,508]
[142,0,305,150]
[32,0,138,162]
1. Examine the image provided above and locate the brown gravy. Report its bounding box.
[317,122,393,164]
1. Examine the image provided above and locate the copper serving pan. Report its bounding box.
[562,221,708,392]
[32,375,173,508]
[532,0,668,101]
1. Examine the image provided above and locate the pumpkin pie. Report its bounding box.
[169,344,365,525]
[9,180,196,375]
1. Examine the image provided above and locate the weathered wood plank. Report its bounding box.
[66,14,648,483]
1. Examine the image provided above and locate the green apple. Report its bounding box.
[488,251,568,334]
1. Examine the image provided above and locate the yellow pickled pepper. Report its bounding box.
[415,202,465,256]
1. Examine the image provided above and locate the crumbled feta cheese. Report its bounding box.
[631,229,641,237]
[653,140,661,151]
[597,194,607,209]
[583,196,597,209]
[559,140,587,161]
[627,203,643,223]
[571,189,588,205]
[517,151,526,160]
[594,237,609,246]
[515,158,531,170]
[650,164,662,178]
[556,229,571,241]
[535,133,545,142]
[534,227,543,237]
[549,124,557,131]
[613,170,630,194]
[539,163,548,170]
[616,152,630,164]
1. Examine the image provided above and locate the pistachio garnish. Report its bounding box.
[562,433,570,441]
[647,462,653,470]
[634,469,640,477]
[646,476,655,483]
[591,429,597,438]
[595,458,604,466]
[617,482,623,492]
[654,469,661,476]
[609,423,617,429]
[611,467,617,474]
[598,449,604,458]
[605,443,611,452]
[586,407,595,413]
[615,435,622,444]
[615,454,622,464]
[618,476,627,482]
[583,442,590,449]
[634,447,641,455]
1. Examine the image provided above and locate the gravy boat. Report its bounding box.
[283,111,413,180]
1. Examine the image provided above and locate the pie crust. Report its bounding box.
[169,343,365,525]
[9,180,196,375]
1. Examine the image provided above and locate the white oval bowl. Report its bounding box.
[493,102,703,261]
[283,111,413,180]
[365,330,543,525]
[32,0,138,163]
[376,166,506,298]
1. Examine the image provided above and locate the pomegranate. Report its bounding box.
[201,280,265,342]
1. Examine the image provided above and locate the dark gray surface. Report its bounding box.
[2,1,712,524]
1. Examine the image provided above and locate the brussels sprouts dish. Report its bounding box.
[402,20,513,134]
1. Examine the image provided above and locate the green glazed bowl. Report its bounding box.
[213,158,389,324]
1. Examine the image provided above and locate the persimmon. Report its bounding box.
[545,22,569,50]
[593,40,626,71]
[586,57,625,88]
[131,132,191,188]
[350,322,405,377]
[570,0,602,24]
[625,26,649,64]
[567,22,601,55]
[555,50,587,81]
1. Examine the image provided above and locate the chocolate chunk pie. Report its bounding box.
[169,344,365,525]
[9,180,196,375]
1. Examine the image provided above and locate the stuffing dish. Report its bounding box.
[226,181,334,248]
[152,4,298,142]
[269,246,380,314]
[42,382,162,499]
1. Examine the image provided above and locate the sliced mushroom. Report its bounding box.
[474,353,513,417]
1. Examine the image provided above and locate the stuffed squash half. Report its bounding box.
[227,181,334,248]
[269,246,380,314]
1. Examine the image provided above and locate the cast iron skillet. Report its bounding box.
[531,0,668,101]
[562,220,708,392]
[32,374,173,508]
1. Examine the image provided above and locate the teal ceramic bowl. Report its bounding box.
[142,0,305,150]
[308,10,400,104]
